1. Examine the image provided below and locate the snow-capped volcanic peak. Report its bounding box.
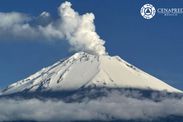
[1,52,182,95]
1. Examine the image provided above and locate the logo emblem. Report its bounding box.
[140,4,156,19]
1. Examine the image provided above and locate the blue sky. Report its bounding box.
[0,0,183,90]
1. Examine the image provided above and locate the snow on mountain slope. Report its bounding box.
[1,52,182,95]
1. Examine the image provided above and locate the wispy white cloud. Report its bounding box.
[0,92,183,121]
[0,1,106,55]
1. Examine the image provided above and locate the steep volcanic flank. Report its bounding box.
[1,52,182,96]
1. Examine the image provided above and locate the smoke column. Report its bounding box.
[0,1,107,55]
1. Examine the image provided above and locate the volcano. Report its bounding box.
[0,52,182,99]
[1,52,183,122]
